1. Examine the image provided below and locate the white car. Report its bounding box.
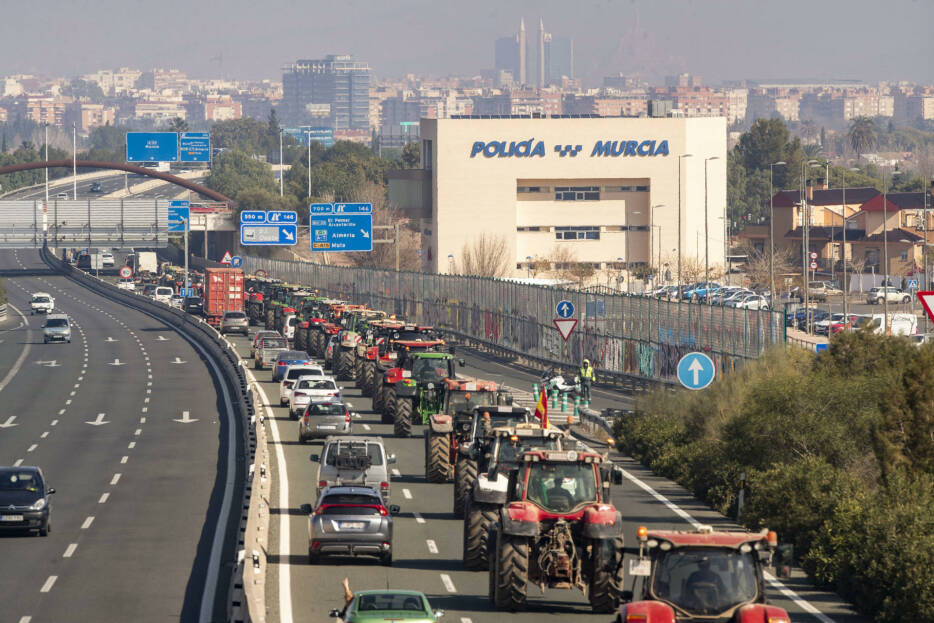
[153,286,174,303]
[117,279,136,291]
[866,286,911,304]
[30,292,55,314]
[101,251,115,268]
[282,313,297,343]
[169,294,185,309]
[733,294,770,310]
[279,364,326,405]
[289,376,341,417]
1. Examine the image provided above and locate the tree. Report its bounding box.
[735,118,791,177]
[455,233,510,278]
[849,116,877,161]
[741,244,795,289]
[401,141,420,169]
[801,119,817,145]
[61,78,105,99]
[267,108,280,136]
[166,117,189,133]
[206,149,276,199]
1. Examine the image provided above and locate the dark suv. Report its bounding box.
[0,466,55,536]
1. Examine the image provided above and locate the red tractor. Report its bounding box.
[615,526,791,623]
[488,449,625,613]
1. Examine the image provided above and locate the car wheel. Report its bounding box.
[39,520,50,536]
[43,337,48,344]
[903,296,910,303]
[308,547,318,564]
[380,551,392,566]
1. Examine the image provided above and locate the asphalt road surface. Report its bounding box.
[3,171,209,201]
[221,328,870,623]
[0,249,230,622]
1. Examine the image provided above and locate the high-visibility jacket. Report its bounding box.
[580,364,595,381]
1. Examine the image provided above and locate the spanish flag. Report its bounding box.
[534,387,548,429]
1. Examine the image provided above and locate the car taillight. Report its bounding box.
[318,480,328,489]
[293,392,306,398]
[625,615,647,623]
[329,391,338,396]
[380,482,389,493]
[378,505,389,516]
[277,361,286,366]
[345,411,351,422]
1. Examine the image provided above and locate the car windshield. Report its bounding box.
[650,547,758,615]
[496,436,560,464]
[0,469,42,492]
[45,318,68,328]
[325,442,383,466]
[261,338,287,349]
[355,593,425,613]
[298,379,336,390]
[279,351,307,361]
[411,357,450,382]
[224,312,246,319]
[524,462,598,512]
[447,390,498,413]
[307,403,346,417]
[33,296,51,303]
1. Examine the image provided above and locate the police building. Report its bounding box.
[389,116,726,281]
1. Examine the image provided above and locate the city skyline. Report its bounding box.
[0,0,931,84]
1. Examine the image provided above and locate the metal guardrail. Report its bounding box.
[0,303,7,321]
[239,255,785,386]
[39,245,252,622]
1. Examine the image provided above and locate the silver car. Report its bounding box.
[250,330,281,359]
[312,436,395,501]
[303,486,398,565]
[254,336,288,370]
[42,314,71,343]
[220,311,249,335]
[299,402,352,441]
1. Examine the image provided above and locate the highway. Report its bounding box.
[0,249,231,622]
[221,329,870,623]
[2,170,210,202]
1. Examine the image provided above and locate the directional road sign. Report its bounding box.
[240,224,297,246]
[310,203,373,252]
[168,201,190,233]
[240,211,267,223]
[266,211,297,224]
[918,291,934,324]
[677,352,716,390]
[230,256,243,268]
[553,318,577,341]
[179,132,211,163]
[556,300,575,319]
[126,132,178,162]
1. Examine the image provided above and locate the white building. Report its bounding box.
[402,116,726,279]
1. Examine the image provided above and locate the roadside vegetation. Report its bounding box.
[614,330,933,622]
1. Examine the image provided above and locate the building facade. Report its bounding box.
[414,116,727,278]
[282,55,370,130]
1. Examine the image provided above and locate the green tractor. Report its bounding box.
[389,352,468,437]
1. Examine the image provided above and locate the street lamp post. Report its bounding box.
[526,255,532,279]
[447,253,454,274]
[881,166,900,334]
[801,159,820,334]
[650,204,665,285]
[279,130,284,197]
[677,154,693,300]
[769,161,786,307]
[627,210,642,293]
[307,131,312,198]
[704,156,719,294]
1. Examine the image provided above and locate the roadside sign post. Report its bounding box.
[918,291,934,326]
[676,352,716,390]
[168,201,190,290]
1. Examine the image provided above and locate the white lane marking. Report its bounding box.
[392,468,401,477]
[13,459,23,467]
[40,432,48,438]
[40,576,57,592]
[50,420,57,426]
[363,424,371,431]
[110,473,121,485]
[440,574,456,593]
[69,391,75,396]
[81,516,94,529]
[141,407,148,413]
[140,417,146,423]
[98,493,109,504]
[0,304,31,394]
[73,383,79,388]
[414,512,426,524]
[128,442,135,449]
[134,429,142,436]
[144,397,150,403]
[617,465,837,622]
[402,488,412,499]
[63,543,77,558]
[19,616,32,623]
[121,456,128,464]
[65,399,71,405]
[426,539,438,554]
[27,444,37,452]
[58,409,65,415]
[460,618,473,623]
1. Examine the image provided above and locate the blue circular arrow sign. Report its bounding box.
[555,300,575,319]
[677,352,716,390]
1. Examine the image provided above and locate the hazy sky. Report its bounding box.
[2,0,931,85]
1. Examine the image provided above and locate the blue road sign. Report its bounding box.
[908,279,919,289]
[168,201,190,233]
[815,343,829,353]
[179,287,195,297]
[179,132,211,163]
[230,256,243,268]
[309,203,373,252]
[266,210,298,224]
[240,224,298,246]
[556,300,575,319]
[677,352,716,390]
[240,211,266,224]
[127,132,178,162]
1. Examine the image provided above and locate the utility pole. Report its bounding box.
[769,162,786,306]
[72,123,77,199]
[279,130,283,197]
[677,154,693,299]
[704,156,719,296]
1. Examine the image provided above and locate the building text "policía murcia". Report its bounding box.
[469,139,671,158]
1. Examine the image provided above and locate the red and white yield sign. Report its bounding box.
[553,318,578,342]
[119,265,133,279]
[918,291,934,323]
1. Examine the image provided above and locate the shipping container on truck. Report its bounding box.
[203,267,244,326]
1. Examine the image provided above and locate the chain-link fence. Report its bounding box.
[242,256,785,386]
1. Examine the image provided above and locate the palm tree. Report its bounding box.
[166,117,189,133]
[848,116,876,161]
[801,119,817,144]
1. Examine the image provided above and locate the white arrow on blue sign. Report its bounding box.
[555,300,575,318]
[240,223,298,246]
[676,352,716,390]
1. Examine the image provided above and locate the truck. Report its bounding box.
[76,251,105,271]
[125,251,158,277]
[202,267,244,326]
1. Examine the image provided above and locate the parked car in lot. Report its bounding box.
[272,350,314,382]
[0,466,55,536]
[330,590,442,622]
[732,294,770,310]
[42,314,71,343]
[220,310,249,335]
[303,486,398,566]
[815,313,858,335]
[299,402,353,441]
[866,286,911,304]
[279,364,326,406]
[312,436,395,500]
[250,330,281,359]
[289,377,341,417]
[851,313,918,336]
[910,333,934,346]
[808,281,842,301]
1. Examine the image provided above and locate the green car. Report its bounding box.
[331,590,444,622]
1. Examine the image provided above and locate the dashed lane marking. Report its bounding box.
[440,574,456,593]
[110,473,121,485]
[27,444,37,452]
[98,493,109,504]
[81,516,94,529]
[402,488,412,499]
[39,576,57,593]
[13,459,23,467]
[40,432,48,438]
[414,512,426,524]
[392,468,401,478]
[50,420,57,426]
[426,539,438,554]
[121,456,128,464]
[63,543,77,558]
[128,442,135,449]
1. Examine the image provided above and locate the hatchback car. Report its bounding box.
[100,251,115,268]
[42,314,72,343]
[169,294,185,309]
[184,297,203,315]
[220,311,249,335]
[299,402,353,441]
[304,486,398,565]
[250,330,281,359]
[279,364,326,406]
[153,286,174,303]
[0,466,55,536]
[272,350,314,382]
[330,590,442,622]
[312,436,395,501]
[289,376,340,417]
[89,182,103,192]
[30,292,55,314]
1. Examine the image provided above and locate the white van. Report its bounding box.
[855,313,918,336]
[153,286,174,303]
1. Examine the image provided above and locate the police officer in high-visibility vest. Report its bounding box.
[579,359,595,402]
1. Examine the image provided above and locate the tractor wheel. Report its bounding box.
[295,328,306,351]
[372,382,384,412]
[425,429,451,483]
[353,357,363,385]
[337,351,353,381]
[453,457,478,518]
[464,500,498,570]
[383,387,397,423]
[588,537,624,613]
[491,532,528,610]
[394,397,413,437]
[361,363,375,397]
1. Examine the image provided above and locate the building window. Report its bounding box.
[422,139,432,170]
[604,185,649,192]
[555,226,600,240]
[517,186,544,193]
[554,186,600,201]
[899,250,909,262]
